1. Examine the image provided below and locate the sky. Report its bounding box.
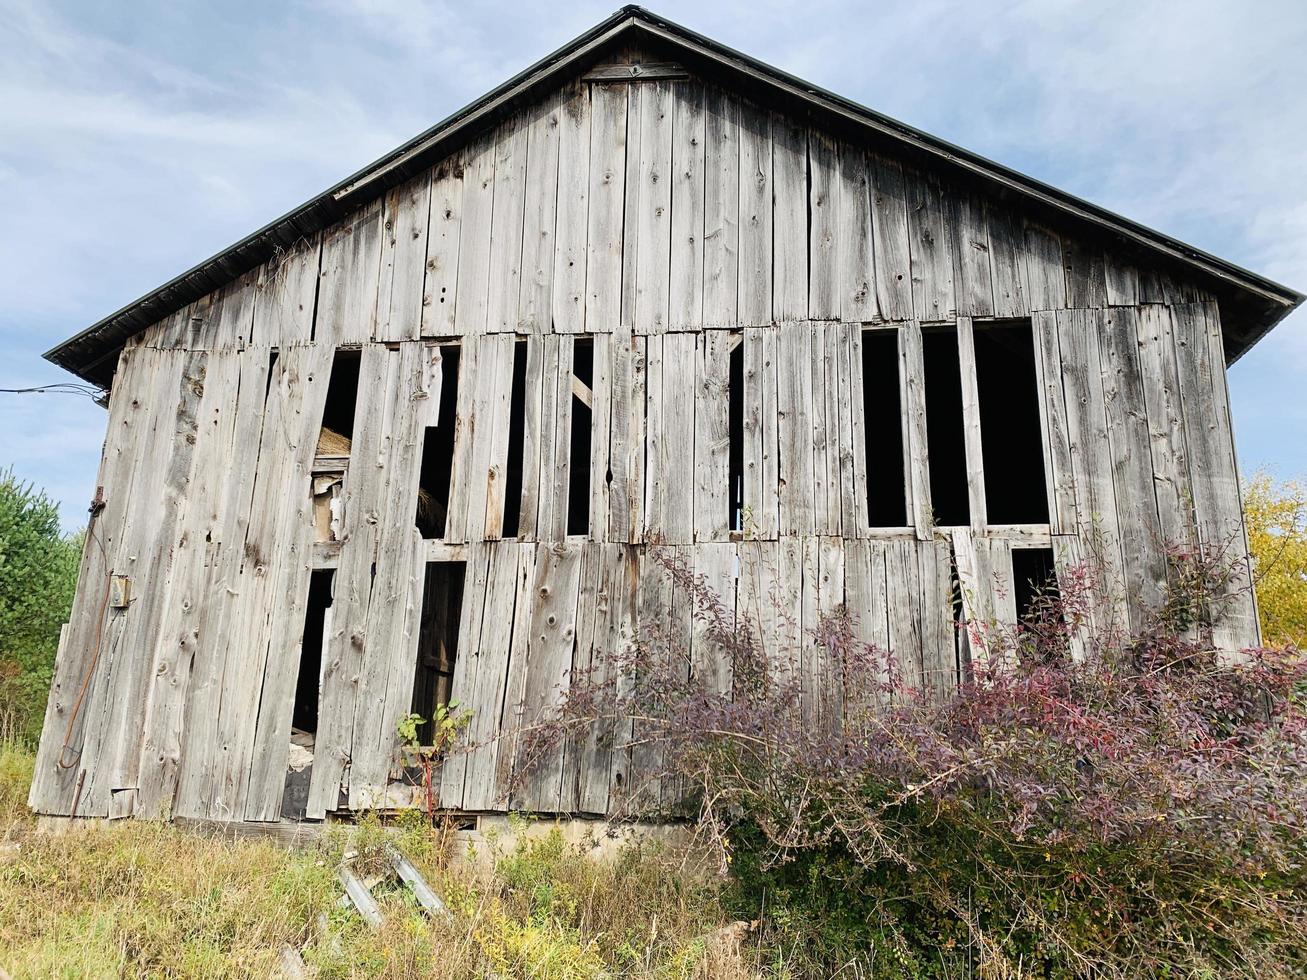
[2,0,1305,531]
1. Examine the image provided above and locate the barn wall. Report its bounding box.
[31,70,1258,822]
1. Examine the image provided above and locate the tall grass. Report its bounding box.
[0,743,749,979]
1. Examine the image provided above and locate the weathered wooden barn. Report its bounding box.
[30,7,1301,827]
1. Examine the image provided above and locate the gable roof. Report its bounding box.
[47,5,1302,386]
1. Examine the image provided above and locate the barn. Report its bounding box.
[29,6,1301,829]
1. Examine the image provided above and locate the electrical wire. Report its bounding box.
[1,383,105,400]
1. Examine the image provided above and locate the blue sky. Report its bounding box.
[2,0,1304,531]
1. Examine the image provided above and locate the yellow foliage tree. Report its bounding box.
[1244,473,1307,647]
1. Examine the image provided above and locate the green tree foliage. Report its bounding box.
[1245,472,1307,646]
[0,470,82,743]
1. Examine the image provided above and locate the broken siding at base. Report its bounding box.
[31,56,1260,824]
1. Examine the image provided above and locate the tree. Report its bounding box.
[0,471,82,743]
[1245,472,1307,647]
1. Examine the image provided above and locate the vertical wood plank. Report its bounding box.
[317,200,384,345]
[629,81,674,334]
[1032,311,1078,534]
[1024,222,1067,312]
[950,192,995,318]
[377,172,433,341]
[771,114,808,322]
[837,143,876,323]
[905,167,954,321]
[422,152,465,337]
[986,204,1028,318]
[669,83,706,330]
[870,155,913,321]
[955,317,988,530]
[1099,307,1168,628]
[808,131,840,320]
[737,105,772,325]
[453,135,497,337]
[694,330,732,541]
[253,235,321,347]
[518,96,564,333]
[742,326,779,539]
[702,88,739,327]
[776,325,815,535]
[485,115,529,333]
[552,85,591,334]
[900,321,933,538]
[1136,304,1196,547]
[606,327,646,543]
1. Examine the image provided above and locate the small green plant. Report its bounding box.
[396,702,468,816]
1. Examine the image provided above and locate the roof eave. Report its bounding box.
[45,4,1303,385]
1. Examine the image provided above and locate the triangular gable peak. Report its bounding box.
[51,7,1300,384]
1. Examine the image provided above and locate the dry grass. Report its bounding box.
[0,743,759,979]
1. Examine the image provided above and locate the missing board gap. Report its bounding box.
[974,319,1049,525]
[416,344,461,539]
[317,348,361,456]
[292,569,335,738]
[861,328,908,527]
[922,325,970,527]
[411,561,466,746]
[502,338,531,538]
[566,338,594,537]
[728,331,745,531]
[1011,546,1067,662]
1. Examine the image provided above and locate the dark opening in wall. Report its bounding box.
[861,329,908,527]
[292,569,334,735]
[922,326,970,526]
[1011,545,1066,661]
[975,320,1049,524]
[416,344,461,539]
[411,561,466,745]
[318,349,361,453]
[502,339,530,538]
[729,333,744,531]
[566,338,594,536]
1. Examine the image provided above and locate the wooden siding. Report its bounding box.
[32,68,1258,823]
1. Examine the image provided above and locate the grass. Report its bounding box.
[0,743,756,979]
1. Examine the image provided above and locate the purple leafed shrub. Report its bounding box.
[514,543,1307,976]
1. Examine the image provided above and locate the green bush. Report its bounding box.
[0,470,81,744]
